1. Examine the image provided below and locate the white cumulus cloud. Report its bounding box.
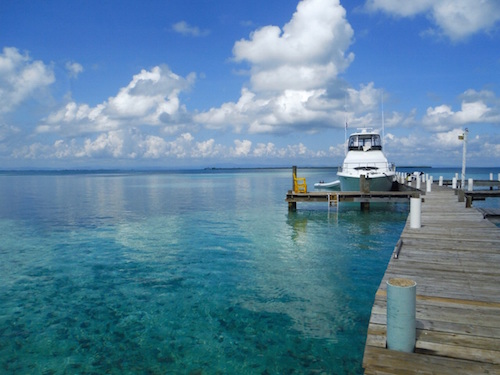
[65,61,83,78]
[232,139,252,156]
[233,0,354,92]
[0,47,55,114]
[197,0,358,135]
[422,89,500,131]
[172,21,210,37]
[433,128,465,148]
[365,0,500,41]
[253,142,276,157]
[38,65,195,136]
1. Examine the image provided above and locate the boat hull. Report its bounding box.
[338,174,394,192]
[313,180,341,190]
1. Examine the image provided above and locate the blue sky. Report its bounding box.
[1,0,499,169]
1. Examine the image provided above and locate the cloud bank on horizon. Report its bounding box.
[0,0,499,168]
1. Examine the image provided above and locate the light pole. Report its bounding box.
[459,128,468,189]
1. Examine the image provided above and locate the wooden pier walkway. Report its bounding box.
[363,185,500,374]
[285,190,419,209]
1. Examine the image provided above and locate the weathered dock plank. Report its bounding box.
[364,346,500,375]
[363,185,500,374]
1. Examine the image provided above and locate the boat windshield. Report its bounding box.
[348,134,382,151]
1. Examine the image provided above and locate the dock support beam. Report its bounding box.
[466,195,473,208]
[292,165,297,188]
[360,175,370,211]
[289,166,298,211]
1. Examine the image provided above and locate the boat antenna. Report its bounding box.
[381,92,385,148]
[344,93,348,156]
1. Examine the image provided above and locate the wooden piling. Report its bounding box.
[360,175,370,210]
[292,165,297,189]
[289,166,298,211]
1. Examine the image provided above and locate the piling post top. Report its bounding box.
[387,278,417,288]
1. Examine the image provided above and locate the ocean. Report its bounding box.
[0,167,498,374]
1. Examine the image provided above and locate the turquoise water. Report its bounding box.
[0,167,496,374]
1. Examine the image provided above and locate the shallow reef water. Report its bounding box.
[0,169,416,374]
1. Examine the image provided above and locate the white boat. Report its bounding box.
[314,179,341,190]
[337,128,396,191]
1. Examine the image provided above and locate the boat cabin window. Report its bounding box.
[348,134,382,151]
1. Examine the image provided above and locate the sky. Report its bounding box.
[1,0,500,169]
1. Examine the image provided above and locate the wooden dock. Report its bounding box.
[286,190,420,207]
[363,185,500,374]
[286,166,420,211]
[442,179,500,189]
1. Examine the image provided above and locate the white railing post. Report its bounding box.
[468,178,473,192]
[410,198,421,229]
